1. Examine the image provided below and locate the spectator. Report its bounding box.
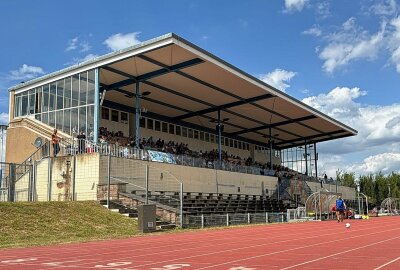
[77,129,86,154]
[52,129,60,157]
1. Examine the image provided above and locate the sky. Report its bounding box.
[0,0,399,178]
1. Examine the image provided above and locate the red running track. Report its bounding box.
[1,216,400,270]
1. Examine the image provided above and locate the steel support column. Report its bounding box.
[218,110,222,168]
[94,68,100,143]
[304,141,308,176]
[135,82,140,149]
[314,142,318,179]
[269,127,273,168]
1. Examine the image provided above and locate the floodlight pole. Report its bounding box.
[135,82,140,149]
[94,68,99,143]
[217,110,222,168]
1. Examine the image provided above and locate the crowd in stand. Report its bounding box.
[97,126,308,179]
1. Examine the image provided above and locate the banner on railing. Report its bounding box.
[147,150,176,164]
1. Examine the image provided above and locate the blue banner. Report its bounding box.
[147,150,176,164]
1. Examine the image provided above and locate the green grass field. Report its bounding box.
[0,201,139,248]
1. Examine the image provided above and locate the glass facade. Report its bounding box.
[14,69,96,140]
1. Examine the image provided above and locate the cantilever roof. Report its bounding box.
[10,33,357,149]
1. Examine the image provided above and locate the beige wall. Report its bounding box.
[35,158,49,201]
[5,124,45,164]
[99,157,277,196]
[14,171,30,201]
[306,181,356,200]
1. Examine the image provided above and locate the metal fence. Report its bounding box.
[183,212,287,228]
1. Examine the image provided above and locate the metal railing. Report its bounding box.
[183,212,287,228]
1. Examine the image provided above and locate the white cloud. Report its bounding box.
[388,16,400,72]
[0,112,8,125]
[103,32,141,51]
[302,86,400,175]
[302,25,322,37]
[65,54,98,66]
[80,41,91,52]
[259,69,296,92]
[284,0,308,13]
[369,0,398,16]
[315,1,331,18]
[318,17,386,73]
[66,37,79,51]
[8,64,45,81]
[347,153,400,175]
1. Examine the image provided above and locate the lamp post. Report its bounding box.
[355,178,361,215]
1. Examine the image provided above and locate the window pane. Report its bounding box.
[79,106,86,135]
[225,138,229,146]
[63,109,71,135]
[210,134,215,143]
[147,119,153,130]
[199,131,204,141]
[121,112,128,122]
[101,107,109,120]
[188,129,193,138]
[49,82,56,111]
[21,95,28,116]
[71,108,78,134]
[35,113,41,121]
[205,133,209,142]
[176,126,181,136]
[28,89,35,114]
[169,124,174,134]
[87,106,94,141]
[139,117,145,128]
[15,95,21,117]
[49,111,55,128]
[234,140,238,149]
[79,72,87,106]
[35,87,42,113]
[42,112,48,125]
[64,77,72,108]
[56,79,64,110]
[111,110,118,122]
[193,130,198,139]
[162,122,168,133]
[42,84,49,112]
[155,120,160,131]
[56,110,63,131]
[71,74,79,107]
[182,127,187,137]
[87,70,95,104]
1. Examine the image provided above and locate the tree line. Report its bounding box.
[336,171,400,206]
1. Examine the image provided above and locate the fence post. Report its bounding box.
[281,212,284,222]
[265,212,269,223]
[226,213,229,226]
[8,163,16,202]
[28,166,33,202]
[32,161,37,201]
[47,158,52,201]
[145,164,149,205]
[248,213,250,224]
[107,151,111,208]
[72,156,76,201]
[201,214,204,229]
[180,182,183,228]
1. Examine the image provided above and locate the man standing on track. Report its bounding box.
[336,195,347,222]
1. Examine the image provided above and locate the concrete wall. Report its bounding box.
[35,158,49,201]
[306,181,356,200]
[99,157,278,196]
[14,171,30,201]
[5,123,46,164]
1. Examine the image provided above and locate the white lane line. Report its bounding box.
[133,227,400,269]
[279,236,400,269]
[373,256,400,270]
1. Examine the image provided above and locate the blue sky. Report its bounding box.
[1,0,400,177]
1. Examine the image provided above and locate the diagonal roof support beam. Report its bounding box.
[173,94,274,121]
[104,57,204,90]
[229,115,318,136]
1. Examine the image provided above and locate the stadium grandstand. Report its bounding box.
[1,33,358,227]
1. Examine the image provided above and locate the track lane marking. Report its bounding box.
[373,256,400,270]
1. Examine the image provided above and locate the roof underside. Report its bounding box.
[13,33,357,149]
